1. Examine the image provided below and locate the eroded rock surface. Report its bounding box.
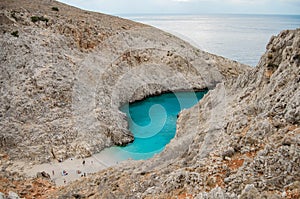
[0,0,249,163]
[3,0,297,198]
[51,29,300,198]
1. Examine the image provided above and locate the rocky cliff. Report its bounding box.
[51,29,300,198]
[2,0,299,199]
[0,0,248,164]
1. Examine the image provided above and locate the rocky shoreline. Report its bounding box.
[1,0,299,198]
[50,28,300,199]
[0,0,249,164]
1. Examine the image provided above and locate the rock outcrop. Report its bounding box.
[0,0,249,163]
[51,29,300,198]
[3,0,299,198]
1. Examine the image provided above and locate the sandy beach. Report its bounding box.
[6,145,160,186]
[7,147,131,186]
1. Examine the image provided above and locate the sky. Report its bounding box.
[57,0,300,15]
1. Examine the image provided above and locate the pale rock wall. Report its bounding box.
[53,29,300,199]
[0,0,249,163]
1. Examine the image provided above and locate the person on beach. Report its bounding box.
[52,170,54,176]
[62,170,68,176]
[82,160,85,165]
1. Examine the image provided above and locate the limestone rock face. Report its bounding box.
[0,0,249,163]
[52,29,300,198]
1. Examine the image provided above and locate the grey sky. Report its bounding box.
[58,0,300,15]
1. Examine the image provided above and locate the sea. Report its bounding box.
[119,91,207,159]
[97,91,207,163]
[122,14,300,66]
[95,14,299,164]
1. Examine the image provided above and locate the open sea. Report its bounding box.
[123,14,300,66]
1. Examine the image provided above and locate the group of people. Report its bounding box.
[49,159,93,185]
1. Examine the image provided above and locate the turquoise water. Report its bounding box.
[118,91,207,160]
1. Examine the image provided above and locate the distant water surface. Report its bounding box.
[122,14,300,66]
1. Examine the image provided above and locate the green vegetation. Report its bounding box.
[51,7,59,11]
[31,16,49,23]
[11,31,19,37]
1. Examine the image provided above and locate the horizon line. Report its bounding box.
[117,13,300,17]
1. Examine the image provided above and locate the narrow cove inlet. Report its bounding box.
[103,90,208,161]
[19,91,208,186]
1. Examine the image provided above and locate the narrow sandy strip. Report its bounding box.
[7,146,161,186]
[7,147,130,186]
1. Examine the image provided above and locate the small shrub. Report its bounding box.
[31,16,49,23]
[40,16,49,23]
[11,30,19,37]
[267,53,273,59]
[51,7,59,11]
[31,16,39,23]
